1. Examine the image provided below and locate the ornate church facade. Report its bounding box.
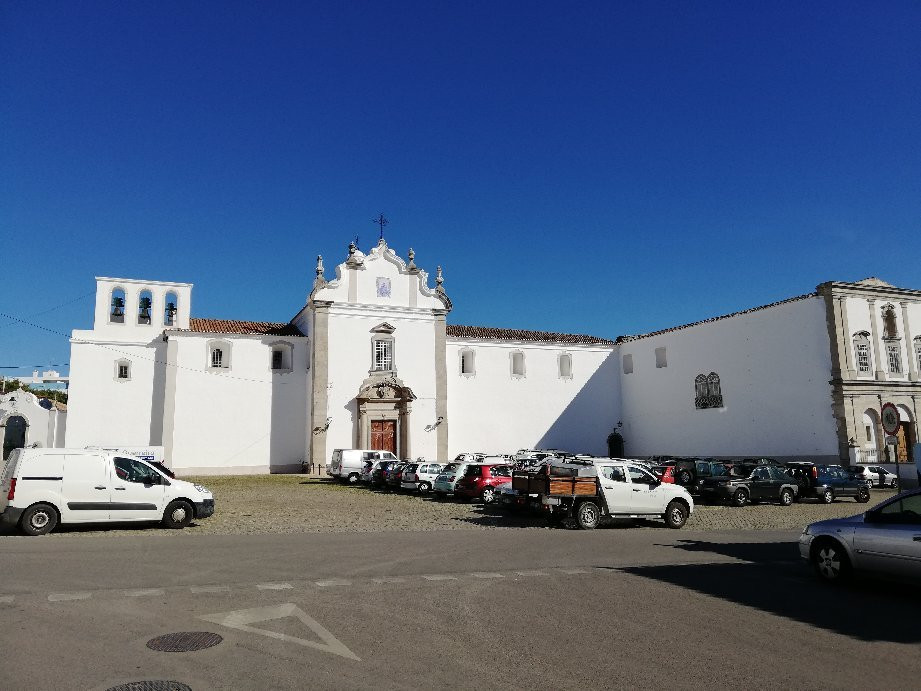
[63,239,920,476]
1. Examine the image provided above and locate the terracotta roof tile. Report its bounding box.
[615,293,817,344]
[447,324,614,345]
[182,318,305,337]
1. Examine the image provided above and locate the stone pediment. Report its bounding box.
[371,322,396,334]
[356,374,416,402]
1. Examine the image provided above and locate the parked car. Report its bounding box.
[851,465,898,489]
[385,462,411,491]
[784,463,871,504]
[432,461,473,498]
[699,465,800,507]
[328,449,399,484]
[400,462,444,493]
[454,459,514,504]
[657,457,728,488]
[800,488,921,582]
[652,466,676,484]
[0,448,215,535]
[359,461,375,483]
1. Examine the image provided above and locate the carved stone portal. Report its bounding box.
[355,373,416,459]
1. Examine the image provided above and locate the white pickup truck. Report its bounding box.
[513,458,694,529]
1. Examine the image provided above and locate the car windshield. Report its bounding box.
[441,463,459,473]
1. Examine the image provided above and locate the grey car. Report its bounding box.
[799,488,921,582]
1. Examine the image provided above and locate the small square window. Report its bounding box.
[116,362,130,380]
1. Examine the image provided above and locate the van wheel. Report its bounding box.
[779,489,794,506]
[20,503,58,536]
[576,501,600,530]
[664,500,688,529]
[162,500,194,529]
[346,473,360,485]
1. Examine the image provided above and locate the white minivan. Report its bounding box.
[328,449,398,484]
[0,448,215,535]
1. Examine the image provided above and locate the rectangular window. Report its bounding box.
[865,425,872,442]
[855,343,870,373]
[117,364,129,379]
[622,354,633,375]
[272,350,283,370]
[211,348,223,368]
[373,340,392,371]
[655,347,667,368]
[511,352,525,376]
[916,345,921,375]
[461,351,475,375]
[887,343,902,374]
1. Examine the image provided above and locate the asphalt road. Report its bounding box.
[1,529,918,690]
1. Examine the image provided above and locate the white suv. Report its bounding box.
[400,462,444,493]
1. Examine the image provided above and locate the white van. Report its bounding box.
[328,449,399,484]
[0,448,215,535]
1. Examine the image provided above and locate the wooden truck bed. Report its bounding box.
[512,469,598,497]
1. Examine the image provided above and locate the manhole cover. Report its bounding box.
[146,631,223,653]
[106,682,192,691]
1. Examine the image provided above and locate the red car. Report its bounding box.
[653,466,676,484]
[453,461,513,504]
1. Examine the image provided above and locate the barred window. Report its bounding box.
[887,343,902,374]
[211,348,224,368]
[853,332,871,375]
[915,338,921,374]
[373,339,393,371]
[695,372,723,409]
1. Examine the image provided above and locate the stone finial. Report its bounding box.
[435,265,444,290]
[348,240,356,256]
[407,247,417,271]
[315,255,325,278]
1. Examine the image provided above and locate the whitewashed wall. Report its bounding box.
[617,296,839,461]
[0,391,66,450]
[446,340,619,457]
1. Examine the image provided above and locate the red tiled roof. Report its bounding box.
[615,293,818,344]
[183,318,305,337]
[447,324,615,345]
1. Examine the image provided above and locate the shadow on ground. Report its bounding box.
[449,504,666,530]
[617,540,921,644]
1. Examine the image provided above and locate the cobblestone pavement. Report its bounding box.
[0,475,898,538]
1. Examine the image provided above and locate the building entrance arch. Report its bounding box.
[2,415,28,460]
[355,374,416,460]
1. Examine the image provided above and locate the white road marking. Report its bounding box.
[558,568,589,575]
[191,585,231,594]
[315,579,351,587]
[0,595,14,604]
[257,583,293,591]
[421,574,457,581]
[200,603,360,661]
[371,577,406,584]
[515,570,549,577]
[471,572,504,579]
[48,592,91,602]
[125,588,165,597]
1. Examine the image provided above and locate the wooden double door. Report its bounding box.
[370,420,397,454]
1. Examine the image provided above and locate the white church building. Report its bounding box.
[63,239,920,476]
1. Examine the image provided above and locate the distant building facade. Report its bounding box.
[62,239,919,475]
[1,391,67,460]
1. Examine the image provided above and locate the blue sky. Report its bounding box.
[2,1,919,377]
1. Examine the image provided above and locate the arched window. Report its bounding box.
[558,353,572,379]
[164,291,178,326]
[510,351,525,378]
[207,340,231,370]
[852,332,872,375]
[694,374,708,406]
[707,373,721,397]
[110,288,126,324]
[270,342,293,372]
[137,290,152,325]
[914,337,921,375]
[459,349,476,376]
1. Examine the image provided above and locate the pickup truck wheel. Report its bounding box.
[779,488,794,506]
[162,500,194,529]
[822,489,834,504]
[731,489,749,507]
[20,503,58,536]
[856,487,870,503]
[664,500,688,529]
[678,470,692,485]
[575,501,600,530]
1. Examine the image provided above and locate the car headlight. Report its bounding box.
[801,526,811,536]
[194,484,210,494]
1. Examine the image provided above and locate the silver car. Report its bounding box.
[432,461,471,498]
[799,488,921,582]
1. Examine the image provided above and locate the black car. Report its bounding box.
[658,457,727,489]
[783,462,870,504]
[699,465,800,507]
[371,460,399,487]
